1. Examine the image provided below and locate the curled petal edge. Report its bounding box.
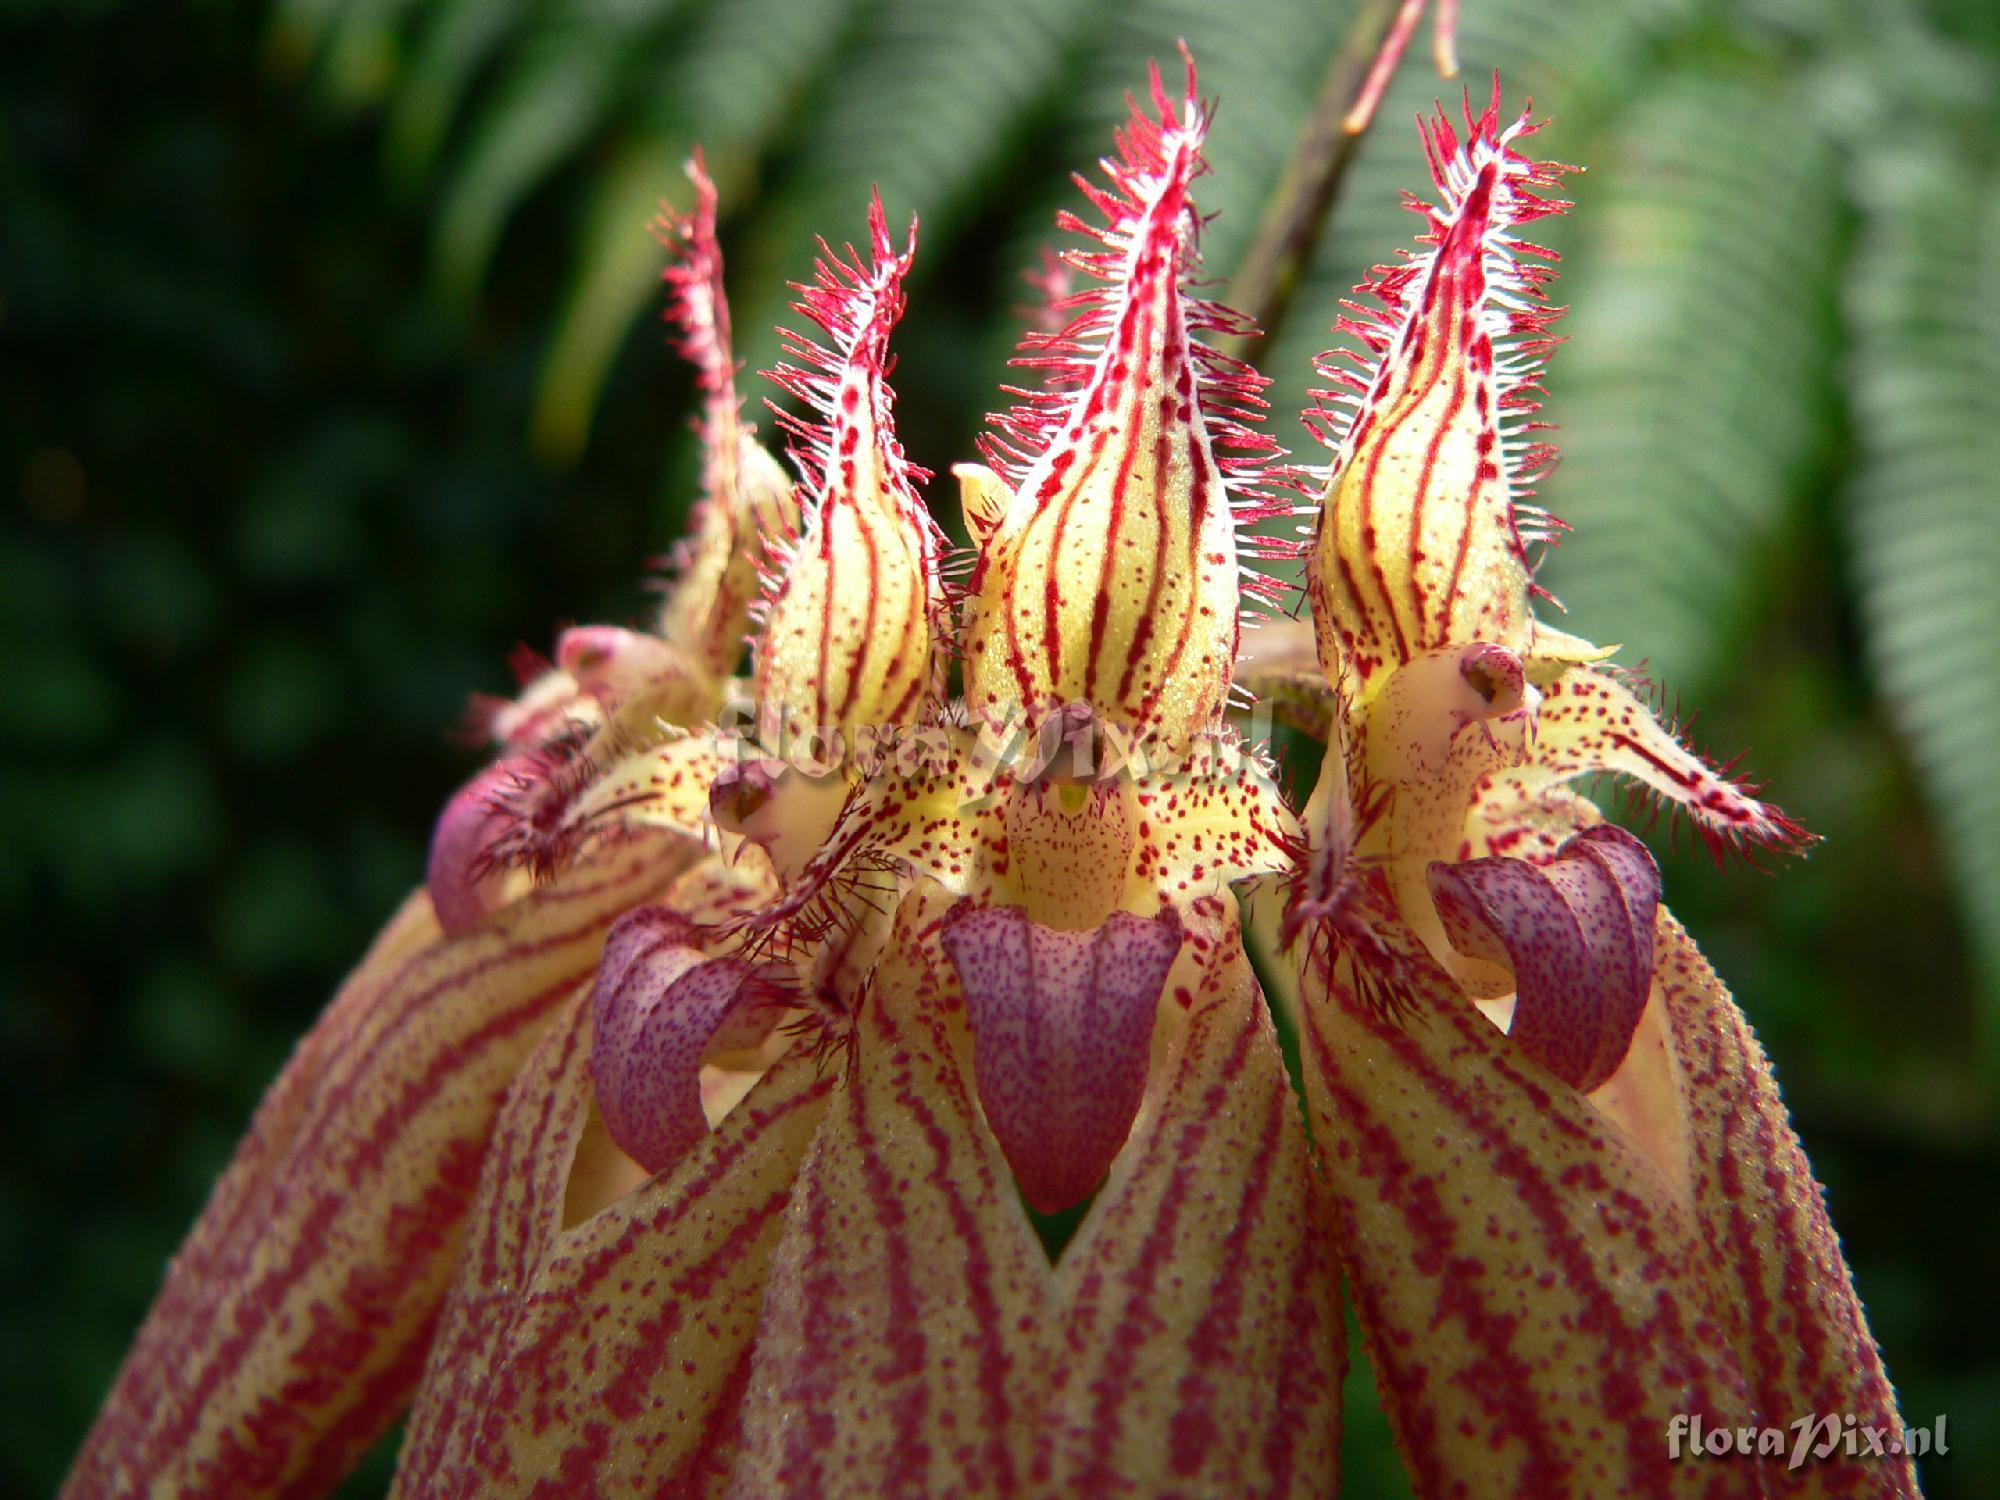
[1427,823,1660,1093]
[943,902,1184,1214]
[590,906,793,1174]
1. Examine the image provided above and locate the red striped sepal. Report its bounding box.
[726,891,1342,1495]
[390,985,836,1496]
[1299,923,1760,1498]
[62,842,683,1499]
[654,152,798,680]
[1307,84,1570,701]
[1653,915,1917,1497]
[753,193,942,750]
[1037,897,1343,1494]
[961,50,1289,761]
[1298,907,1920,1498]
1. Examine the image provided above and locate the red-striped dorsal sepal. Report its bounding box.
[753,192,942,753]
[961,49,1289,765]
[655,152,797,681]
[1307,81,1571,704]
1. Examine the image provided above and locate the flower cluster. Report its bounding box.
[69,54,1916,1500]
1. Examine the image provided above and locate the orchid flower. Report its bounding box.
[68,55,1919,1500]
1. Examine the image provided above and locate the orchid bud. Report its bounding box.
[1307,84,1570,699]
[753,194,941,753]
[961,54,1285,760]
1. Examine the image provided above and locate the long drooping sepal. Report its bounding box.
[1530,665,1812,858]
[64,844,684,1500]
[1297,923,1762,1499]
[942,902,1183,1214]
[655,152,798,679]
[392,984,836,1498]
[1039,898,1343,1497]
[726,893,1059,1498]
[1307,85,1570,700]
[1652,915,1918,1498]
[754,195,942,749]
[962,53,1288,758]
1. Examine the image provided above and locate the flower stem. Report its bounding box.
[1224,0,1442,363]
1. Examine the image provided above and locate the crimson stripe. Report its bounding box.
[1299,988,1573,1491]
[1086,273,1158,703]
[84,854,664,1496]
[834,467,884,725]
[1166,1063,1284,1479]
[404,1060,834,1494]
[1067,993,1259,1484]
[1257,1167,1341,1494]
[1408,363,1468,644]
[1114,382,1185,717]
[1356,347,1444,663]
[814,507,839,731]
[1657,926,1911,1494]
[894,1004,1025,1488]
[161,970,585,1475]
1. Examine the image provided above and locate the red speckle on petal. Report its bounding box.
[1427,825,1660,1092]
[942,902,1183,1213]
[590,907,791,1173]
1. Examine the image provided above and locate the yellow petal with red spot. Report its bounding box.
[1530,665,1810,857]
[442,730,736,903]
[63,843,682,1500]
[1307,90,1569,700]
[391,985,834,1497]
[1128,733,1299,903]
[755,195,940,749]
[1457,765,1602,863]
[560,731,734,847]
[1297,925,1762,1499]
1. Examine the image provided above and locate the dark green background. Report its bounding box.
[3,0,1995,1494]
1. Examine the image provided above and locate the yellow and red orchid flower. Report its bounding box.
[69,54,1920,1500]
[1285,85,1912,1497]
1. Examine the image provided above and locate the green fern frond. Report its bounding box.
[722,0,1117,388]
[1531,70,1843,691]
[382,0,532,188]
[1071,0,1354,275]
[1847,145,2000,1009]
[430,1,704,303]
[529,0,862,462]
[1256,0,1701,466]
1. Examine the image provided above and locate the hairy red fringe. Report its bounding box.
[980,46,1304,599]
[759,190,942,609]
[1307,80,1576,560]
[655,150,736,409]
[1597,661,1819,868]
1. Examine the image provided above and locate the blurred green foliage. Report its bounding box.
[3,0,1997,1493]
